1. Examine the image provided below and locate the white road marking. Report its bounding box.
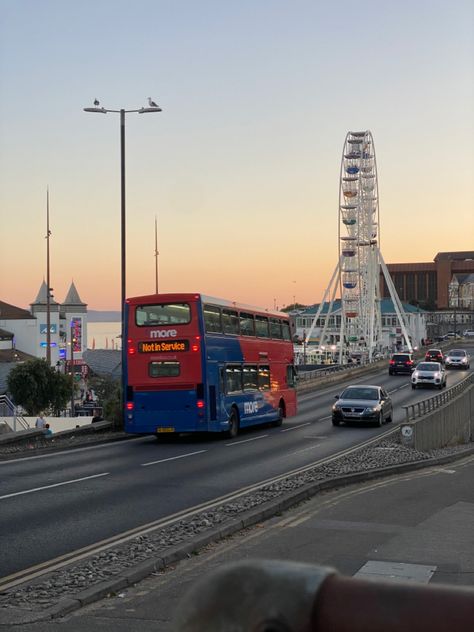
[0,472,109,500]
[388,383,410,394]
[318,415,331,421]
[0,435,146,465]
[287,445,320,456]
[141,450,207,467]
[225,435,268,447]
[281,423,311,432]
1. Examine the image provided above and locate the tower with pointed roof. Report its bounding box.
[30,280,61,365]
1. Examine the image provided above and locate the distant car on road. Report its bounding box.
[332,385,393,427]
[445,349,470,370]
[425,348,444,364]
[411,362,446,390]
[463,330,474,338]
[388,352,415,375]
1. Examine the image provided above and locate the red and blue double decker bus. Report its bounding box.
[124,293,297,438]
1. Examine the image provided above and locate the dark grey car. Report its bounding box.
[332,384,393,427]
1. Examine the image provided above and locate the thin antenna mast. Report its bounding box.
[46,188,52,365]
[154,215,159,294]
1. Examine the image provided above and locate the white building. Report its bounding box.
[0,280,88,369]
[293,298,427,364]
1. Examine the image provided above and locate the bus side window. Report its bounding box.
[282,321,291,341]
[258,365,270,391]
[255,316,269,338]
[270,318,282,339]
[243,365,258,390]
[204,304,222,333]
[286,365,297,387]
[225,365,242,393]
[240,312,255,336]
[222,309,239,335]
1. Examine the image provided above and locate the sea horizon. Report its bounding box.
[87,321,121,350]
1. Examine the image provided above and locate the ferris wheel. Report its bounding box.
[304,130,414,363]
[338,130,382,360]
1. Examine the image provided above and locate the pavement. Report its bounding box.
[7,446,474,631]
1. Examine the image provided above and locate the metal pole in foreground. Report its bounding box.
[120,109,126,426]
[46,188,51,365]
[83,99,162,428]
[70,326,75,418]
[174,559,474,632]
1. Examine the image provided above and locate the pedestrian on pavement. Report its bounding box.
[43,423,53,437]
[35,414,46,429]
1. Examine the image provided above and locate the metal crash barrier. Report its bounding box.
[174,559,474,631]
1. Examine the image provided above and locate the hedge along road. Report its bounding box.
[0,361,471,580]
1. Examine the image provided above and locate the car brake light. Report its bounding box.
[197,400,205,409]
[192,335,200,352]
[406,360,413,365]
[128,339,136,355]
[126,402,134,410]
[389,360,395,365]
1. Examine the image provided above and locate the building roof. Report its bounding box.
[83,350,121,379]
[298,298,426,316]
[453,273,474,284]
[0,300,35,320]
[434,251,474,262]
[63,281,87,306]
[0,350,38,394]
[31,280,59,306]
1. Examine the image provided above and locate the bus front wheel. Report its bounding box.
[227,409,239,439]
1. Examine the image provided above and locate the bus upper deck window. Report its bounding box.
[136,303,191,326]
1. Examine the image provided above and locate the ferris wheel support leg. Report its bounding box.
[367,248,381,361]
[305,257,341,345]
[379,250,414,353]
[320,266,341,352]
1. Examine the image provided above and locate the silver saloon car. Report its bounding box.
[332,385,393,427]
[411,362,447,390]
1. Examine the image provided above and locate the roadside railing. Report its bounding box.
[0,395,29,431]
[403,373,473,422]
[175,559,474,631]
[297,364,349,381]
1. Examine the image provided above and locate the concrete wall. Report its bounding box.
[400,384,473,452]
[0,415,94,433]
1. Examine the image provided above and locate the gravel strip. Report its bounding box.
[1,436,472,612]
[0,431,127,457]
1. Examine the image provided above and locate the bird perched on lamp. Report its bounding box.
[148,97,159,108]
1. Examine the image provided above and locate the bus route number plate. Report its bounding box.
[157,427,175,433]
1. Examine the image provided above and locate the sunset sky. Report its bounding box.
[1,0,473,311]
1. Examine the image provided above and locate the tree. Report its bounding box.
[7,358,72,415]
[87,374,122,429]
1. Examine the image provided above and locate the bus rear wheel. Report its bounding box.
[226,409,239,439]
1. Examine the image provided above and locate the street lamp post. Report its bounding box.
[70,326,75,418]
[84,99,162,424]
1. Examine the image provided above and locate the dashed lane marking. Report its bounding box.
[141,450,207,467]
[225,435,268,447]
[281,423,311,432]
[0,472,110,500]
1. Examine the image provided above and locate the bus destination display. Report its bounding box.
[138,340,189,353]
